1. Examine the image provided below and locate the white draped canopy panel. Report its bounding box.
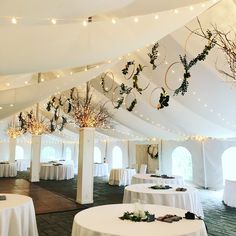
[3,0,236,141]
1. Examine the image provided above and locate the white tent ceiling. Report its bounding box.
[2,0,236,141]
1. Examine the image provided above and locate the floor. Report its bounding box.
[2,172,236,236]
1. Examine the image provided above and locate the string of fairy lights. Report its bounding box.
[0,0,224,142]
[0,1,216,26]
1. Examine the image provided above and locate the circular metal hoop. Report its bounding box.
[164,61,182,92]
[184,28,201,54]
[149,87,163,109]
[155,44,167,67]
[101,71,114,93]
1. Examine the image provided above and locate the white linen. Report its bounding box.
[40,163,74,180]
[71,203,207,236]
[123,184,204,217]
[94,163,109,177]
[0,163,17,177]
[132,174,185,186]
[223,179,236,207]
[0,194,38,236]
[16,159,30,171]
[109,168,136,186]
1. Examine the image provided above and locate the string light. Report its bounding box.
[134,17,139,23]
[51,18,57,25]
[174,9,179,14]
[11,17,17,24]
[82,20,87,27]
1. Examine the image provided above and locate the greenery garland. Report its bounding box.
[148,42,159,70]
[122,61,135,76]
[114,97,124,109]
[119,211,155,222]
[174,31,216,96]
[147,145,158,159]
[157,88,169,110]
[127,98,137,112]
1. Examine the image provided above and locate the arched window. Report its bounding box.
[41,146,56,162]
[65,147,72,161]
[221,147,236,183]
[94,146,102,163]
[15,145,24,160]
[172,146,193,181]
[112,146,123,168]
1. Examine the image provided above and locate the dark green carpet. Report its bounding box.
[17,171,236,236]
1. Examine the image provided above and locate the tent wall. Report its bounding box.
[161,139,236,190]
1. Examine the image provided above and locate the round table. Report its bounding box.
[71,204,207,236]
[131,174,185,186]
[0,163,17,177]
[123,184,204,217]
[0,194,38,236]
[94,163,109,177]
[109,168,136,186]
[40,163,74,180]
[223,179,236,207]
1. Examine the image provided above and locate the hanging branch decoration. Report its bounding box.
[174,30,216,96]
[47,82,111,128]
[186,18,236,80]
[147,145,158,159]
[148,42,159,70]
[157,88,170,110]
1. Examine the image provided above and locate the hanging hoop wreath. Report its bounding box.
[125,92,137,112]
[149,87,170,110]
[101,71,114,93]
[147,145,158,159]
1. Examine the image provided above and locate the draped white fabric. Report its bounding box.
[123,184,204,217]
[40,164,74,180]
[131,174,185,186]
[0,163,17,177]
[71,204,207,236]
[93,163,109,177]
[0,194,38,236]
[109,168,136,186]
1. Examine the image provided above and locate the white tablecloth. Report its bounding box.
[0,194,38,236]
[223,179,236,207]
[94,163,109,177]
[123,184,204,217]
[72,204,207,236]
[0,163,17,177]
[109,168,136,186]
[16,159,30,171]
[132,174,185,186]
[40,163,74,180]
